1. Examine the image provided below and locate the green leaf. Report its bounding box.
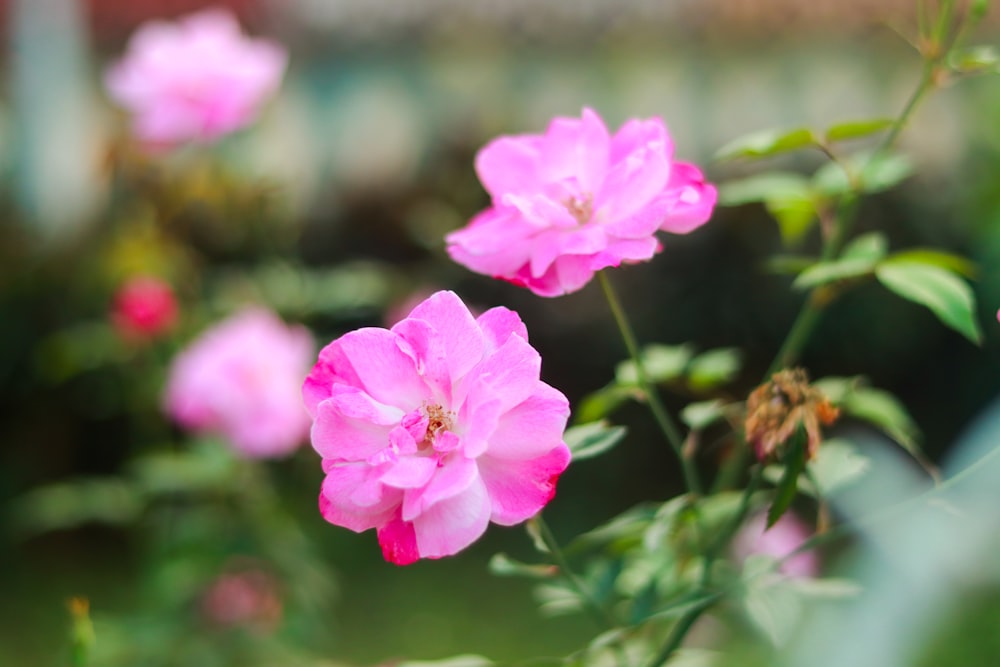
[767,434,808,528]
[949,45,1000,74]
[741,556,802,645]
[615,344,694,385]
[716,127,818,161]
[791,257,876,290]
[762,254,819,275]
[9,478,144,537]
[787,577,862,599]
[813,153,913,196]
[488,553,557,579]
[396,656,494,667]
[525,517,550,554]
[687,348,742,390]
[766,195,818,246]
[875,260,982,343]
[842,386,922,457]
[885,248,977,278]
[681,400,730,431]
[805,438,871,496]
[718,172,811,206]
[574,384,634,423]
[564,421,628,461]
[842,232,889,262]
[824,118,894,143]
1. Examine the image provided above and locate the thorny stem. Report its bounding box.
[534,515,618,630]
[598,271,703,495]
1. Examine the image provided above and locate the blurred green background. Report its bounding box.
[4,1,1000,665]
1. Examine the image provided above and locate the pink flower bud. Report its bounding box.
[111,275,179,340]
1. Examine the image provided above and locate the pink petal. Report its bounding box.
[486,382,571,460]
[401,455,478,522]
[333,328,428,409]
[458,333,541,415]
[398,290,486,390]
[476,306,529,354]
[303,339,363,417]
[478,444,571,525]
[377,512,421,565]
[380,455,438,489]
[658,162,718,234]
[595,143,671,223]
[319,463,401,532]
[475,136,544,198]
[411,475,492,559]
[588,236,661,271]
[310,394,399,461]
[539,108,610,195]
[609,117,674,165]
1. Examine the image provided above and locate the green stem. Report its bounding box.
[534,515,618,630]
[598,271,702,495]
[643,595,719,667]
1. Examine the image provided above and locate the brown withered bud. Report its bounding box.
[744,368,839,463]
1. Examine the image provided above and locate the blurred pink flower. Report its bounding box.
[731,511,819,578]
[164,308,313,458]
[201,563,282,634]
[105,7,287,146]
[446,107,716,297]
[110,275,178,339]
[303,290,571,565]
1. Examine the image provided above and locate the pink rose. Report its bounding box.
[110,275,178,340]
[731,511,819,578]
[164,308,314,458]
[303,290,571,564]
[446,107,716,297]
[105,8,287,146]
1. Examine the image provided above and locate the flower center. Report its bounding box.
[419,403,455,451]
[564,193,593,225]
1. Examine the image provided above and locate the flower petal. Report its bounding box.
[476,306,529,354]
[319,463,401,532]
[539,107,610,195]
[411,475,492,559]
[478,444,570,525]
[377,512,421,565]
[475,135,544,198]
[486,382,571,460]
[333,328,428,409]
[401,455,479,521]
[397,290,486,391]
[310,392,401,461]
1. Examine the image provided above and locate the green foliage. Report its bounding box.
[823,118,894,143]
[875,259,982,344]
[718,172,816,245]
[716,128,818,161]
[767,433,808,528]
[578,345,743,424]
[812,152,914,197]
[949,45,1000,75]
[791,232,888,290]
[564,421,628,461]
[8,478,144,537]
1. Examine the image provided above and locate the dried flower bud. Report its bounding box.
[744,368,839,463]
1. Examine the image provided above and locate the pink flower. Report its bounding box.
[200,561,282,634]
[731,511,819,578]
[105,8,287,146]
[110,275,178,339]
[303,290,571,564]
[164,308,314,458]
[446,108,716,297]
